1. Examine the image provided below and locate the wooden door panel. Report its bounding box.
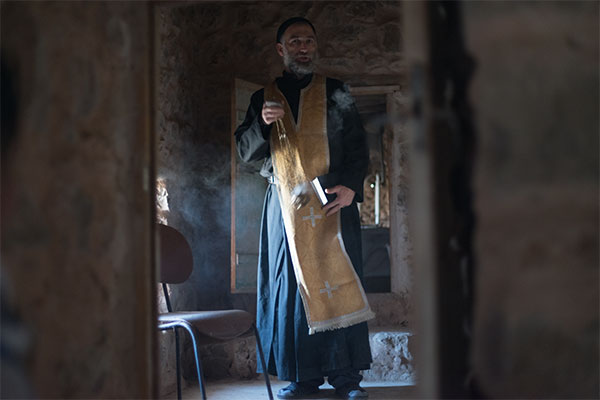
[231,78,265,293]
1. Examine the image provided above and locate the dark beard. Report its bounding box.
[283,51,316,77]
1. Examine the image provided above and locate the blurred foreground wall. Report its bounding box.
[464,2,599,397]
[1,2,154,398]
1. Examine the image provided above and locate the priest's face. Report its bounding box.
[277,23,318,76]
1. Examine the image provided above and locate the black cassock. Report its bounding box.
[234,71,372,382]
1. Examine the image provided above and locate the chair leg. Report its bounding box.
[254,325,274,400]
[188,331,207,400]
[171,322,207,400]
[175,328,182,400]
[161,322,207,399]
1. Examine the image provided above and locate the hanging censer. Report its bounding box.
[266,100,310,210]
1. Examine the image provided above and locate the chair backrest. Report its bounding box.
[158,224,193,284]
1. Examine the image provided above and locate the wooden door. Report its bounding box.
[230,78,266,293]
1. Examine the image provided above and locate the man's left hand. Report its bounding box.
[323,185,355,216]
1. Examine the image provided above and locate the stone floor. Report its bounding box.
[176,378,416,400]
[190,326,414,384]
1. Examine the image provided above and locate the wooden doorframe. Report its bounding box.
[349,85,411,298]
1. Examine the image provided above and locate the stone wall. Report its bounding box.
[1,2,154,398]
[157,1,407,384]
[157,0,404,311]
[463,2,599,397]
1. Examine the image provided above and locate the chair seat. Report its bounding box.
[159,309,254,342]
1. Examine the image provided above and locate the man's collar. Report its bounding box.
[281,70,313,87]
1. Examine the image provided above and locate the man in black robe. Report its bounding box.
[234,17,372,399]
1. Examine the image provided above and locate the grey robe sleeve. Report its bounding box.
[338,89,369,202]
[234,89,272,163]
[319,81,369,203]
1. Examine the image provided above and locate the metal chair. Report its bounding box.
[157,223,273,400]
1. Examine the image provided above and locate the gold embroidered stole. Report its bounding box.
[266,74,374,334]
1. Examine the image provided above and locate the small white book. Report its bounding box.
[310,177,329,206]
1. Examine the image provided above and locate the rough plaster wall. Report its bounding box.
[157,1,406,385]
[1,3,153,398]
[464,2,599,397]
[388,92,412,297]
[158,0,404,310]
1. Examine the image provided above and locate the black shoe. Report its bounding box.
[335,384,369,399]
[277,382,321,399]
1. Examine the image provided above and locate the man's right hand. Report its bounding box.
[262,101,285,125]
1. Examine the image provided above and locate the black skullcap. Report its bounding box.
[276,17,316,43]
